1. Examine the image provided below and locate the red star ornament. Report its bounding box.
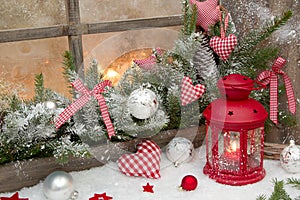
[189,0,220,32]
[89,192,113,200]
[0,192,29,200]
[143,182,154,193]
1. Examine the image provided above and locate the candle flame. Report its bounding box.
[231,141,237,152]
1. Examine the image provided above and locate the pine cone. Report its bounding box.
[193,34,219,84]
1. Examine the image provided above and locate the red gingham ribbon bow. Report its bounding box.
[256,57,296,124]
[55,79,115,138]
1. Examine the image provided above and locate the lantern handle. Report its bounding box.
[230,80,266,91]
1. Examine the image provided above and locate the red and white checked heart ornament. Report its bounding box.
[180,76,205,106]
[256,57,296,124]
[133,48,163,70]
[118,140,161,179]
[189,0,220,32]
[209,8,237,60]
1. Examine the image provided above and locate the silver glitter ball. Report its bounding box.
[43,171,76,200]
[166,137,195,167]
[45,101,57,110]
[280,140,300,173]
[127,88,159,119]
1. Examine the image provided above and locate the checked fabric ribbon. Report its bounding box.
[256,57,296,124]
[55,79,115,138]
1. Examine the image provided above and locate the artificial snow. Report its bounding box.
[1,145,299,200]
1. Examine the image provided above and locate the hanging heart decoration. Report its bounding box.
[210,34,237,60]
[180,76,205,106]
[118,140,161,179]
[189,0,220,32]
[209,8,237,60]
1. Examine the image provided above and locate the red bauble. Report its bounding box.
[180,175,198,191]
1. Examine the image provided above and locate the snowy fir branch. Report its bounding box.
[181,0,197,36]
[257,178,300,200]
[287,178,300,190]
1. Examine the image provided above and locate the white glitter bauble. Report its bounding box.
[44,101,57,110]
[127,88,159,119]
[43,171,78,200]
[280,140,300,173]
[166,137,195,167]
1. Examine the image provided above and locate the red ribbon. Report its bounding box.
[256,57,296,124]
[55,79,115,139]
[218,6,229,39]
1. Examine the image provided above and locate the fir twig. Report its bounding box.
[287,178,300,190]
[181,1,197,36]
[34,73,45,102]
[256,195,267,200]
[269,179,292,200]
[238,10,292,52]
[62,51,77,94]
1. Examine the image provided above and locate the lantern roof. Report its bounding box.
[203,98,268,130]
[204,74,268,130]
[217,74,255,100]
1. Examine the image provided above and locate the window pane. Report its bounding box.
[0,37,69,99]
[0,0,66,30]
[80,0,182,23]
[82,27,180,84]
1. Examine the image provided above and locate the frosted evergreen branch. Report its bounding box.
[181,0,197,36]
[52,135,90,163]
[287,178,300,190]
[34,73,45,102]
[238,10,292,53]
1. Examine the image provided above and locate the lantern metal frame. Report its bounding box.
[203,74,268,186]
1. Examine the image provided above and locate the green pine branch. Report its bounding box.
[287,178,300,190]
[34,73,45,102]
[62,51,77,94]
[257,178,297,200]
[181,1,197,36]
[269,179,292,200]
[238,10,292,53]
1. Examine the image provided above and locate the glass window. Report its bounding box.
[0,37,69,99]
[79,0,182,24]
[0,0,66,30]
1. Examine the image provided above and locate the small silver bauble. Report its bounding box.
[166,137,195,167]
[45,101,57,110]
[280,140,300,173]
[127,88,159,119]
[43,171,78,200]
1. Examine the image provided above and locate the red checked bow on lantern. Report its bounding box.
[256,57,296,124]
[55,79,115,138]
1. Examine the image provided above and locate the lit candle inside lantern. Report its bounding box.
[225,140,240,161]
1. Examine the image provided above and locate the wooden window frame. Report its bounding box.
[0,0,182,77]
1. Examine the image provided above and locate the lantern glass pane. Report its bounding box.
[247,127,263,170]
[219,131,241,172]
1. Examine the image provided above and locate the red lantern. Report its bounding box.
[203,74,268,186]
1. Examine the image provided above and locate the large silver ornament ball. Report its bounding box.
[43,171,76,200]
[280,140,300,173]
[127,88,159,119]
[166,137,195,167]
